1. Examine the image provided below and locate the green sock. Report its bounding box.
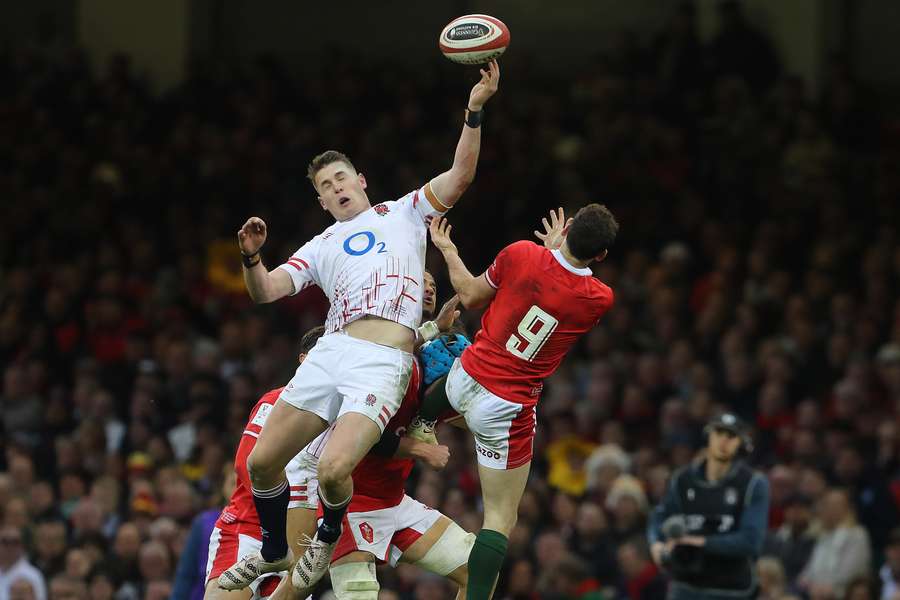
[419,374,451,421]
[466,529,508,600]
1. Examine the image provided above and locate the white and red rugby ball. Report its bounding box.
[439,14,510,65]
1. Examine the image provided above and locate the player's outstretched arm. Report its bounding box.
[429,217,496,309]
[238,217,295,303]
[429,60,500,209]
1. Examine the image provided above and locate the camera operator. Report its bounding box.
[647,413,770,599]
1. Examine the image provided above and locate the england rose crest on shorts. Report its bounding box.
[365,393,377,406]
[374,203,390,216]
[359,522,374,543]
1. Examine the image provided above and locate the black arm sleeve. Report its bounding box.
[369,432,401,457]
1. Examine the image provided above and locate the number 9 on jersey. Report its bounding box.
[506,305,558,361]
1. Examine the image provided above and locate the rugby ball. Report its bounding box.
[439,14,510,65]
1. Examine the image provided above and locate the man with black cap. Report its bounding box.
[647,412,770,599]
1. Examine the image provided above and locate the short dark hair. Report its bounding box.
[307,151,356,184]
[566,203,619,261]
[299,326,326,355]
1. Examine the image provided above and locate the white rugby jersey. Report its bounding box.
[277,185,445,333]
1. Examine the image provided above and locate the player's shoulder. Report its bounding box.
[502,239,544,259]
[670,463,695,486]
[587,276,615,306]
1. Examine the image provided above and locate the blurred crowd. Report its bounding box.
[2,1,900,599]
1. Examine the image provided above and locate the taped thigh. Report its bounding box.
[329,561,379,600]
[415,521,476,576]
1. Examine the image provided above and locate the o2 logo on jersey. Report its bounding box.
[343,231,387,256]
[506,305,559,361]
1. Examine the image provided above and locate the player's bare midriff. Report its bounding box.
[343,314,416,354]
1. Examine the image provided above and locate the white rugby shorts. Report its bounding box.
[286,450,319,511]
[445,359,537,470]
[279,332,412,432]
[330,494,442,566]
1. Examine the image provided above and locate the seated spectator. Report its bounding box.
[47,574,87,600]
[605,475,649,544]
[568,502,619,584]
[763,492,819,581]
[537,554,607,600]
[617,537,666,600]
[8,577,39,600]
[879,528,900,600]
[799,489,871,598]
[844,576,878,600]
[0,525,46,600]
[757,556,788,600]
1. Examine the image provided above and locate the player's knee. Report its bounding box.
[247,450,279,487]
[330,562,379,600]
[317,454,353,491]
[483,511,517,536]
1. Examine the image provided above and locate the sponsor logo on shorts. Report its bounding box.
[374,204,390,216]
[359,521,374,543]
[365,393,377,406]
[475,443,502,461]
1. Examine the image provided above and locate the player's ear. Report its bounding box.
[318,197,327,211]
[298,352,307,364]
[358,173,367,190]
[595,249,608,263]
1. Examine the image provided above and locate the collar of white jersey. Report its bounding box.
[551,248,593,276]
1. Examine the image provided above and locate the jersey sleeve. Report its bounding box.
[243,402,272,438]
[243,390,280,438]
[397,182,448,225]
[484,240,531,289]
[275,237,321,296]
[594,284,615,323]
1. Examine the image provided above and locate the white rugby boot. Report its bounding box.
[291,533,338,591]
[217,549,293,590]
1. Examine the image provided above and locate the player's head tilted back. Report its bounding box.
[307,151,370,222]
[565,203,619,263]
[298,325,326,363]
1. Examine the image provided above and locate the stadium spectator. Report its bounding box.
[763,493,818,582]
[879,528,900,600]
[617,538,666,600]
[799,489,872,598]
[756,557,787,600]
[0,525,46,600]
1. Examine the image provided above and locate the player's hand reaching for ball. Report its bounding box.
[468,59,500,111]
[429,217,458,256]
[534,207,572,250]
[238,217,267,255]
